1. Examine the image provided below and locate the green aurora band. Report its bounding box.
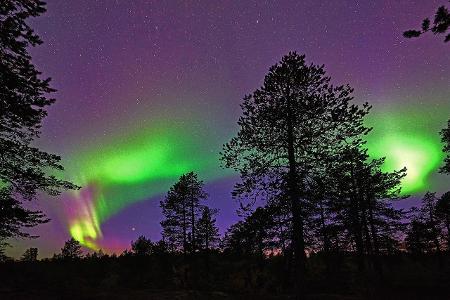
[64,121,226,249]
[366,104,444,195]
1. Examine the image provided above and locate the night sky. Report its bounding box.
[7,0,450,257]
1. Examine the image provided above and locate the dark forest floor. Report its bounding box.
[0,289,364,300]
[0,288,447,300]
[1,253,449,300]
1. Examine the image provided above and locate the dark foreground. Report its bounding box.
[1,252,449,300]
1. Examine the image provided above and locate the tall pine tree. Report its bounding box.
[221,52,371,296]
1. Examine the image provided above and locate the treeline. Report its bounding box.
[2,186,450,299]
[9,190,450,264]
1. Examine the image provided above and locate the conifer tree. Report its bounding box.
[0,0,78,242]
[417,192,443,252]
[196,207,220,252]
[221,52,371,294]
[328,147,406,271]
[21,247,38,261]
[405,218,430,255]
[131,235,153,256]
[60,238,83,260]
[160,172,207,254]
[436,191,450,250]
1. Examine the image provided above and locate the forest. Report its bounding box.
[1,1,450,300]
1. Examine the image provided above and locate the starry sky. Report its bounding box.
[7,0,450,257]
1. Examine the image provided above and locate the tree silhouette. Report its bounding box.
[196,207,220,252]
[441,120,450,174]
[87,249,106,260]
[21,247,38,261]
[131,235,153,256]
[160,172,207,254]
[0,187,48,241]
[421,192,443,252]
[408,192,443,253]
[0,0,78,241]
[405,218,430,255]
[403,3,450,43]
[436,191,450,250]
[60,238,83,260]
[221,52,371,294]
[221,221,250,256]
[327,147,406,274]
[222,207,276,257]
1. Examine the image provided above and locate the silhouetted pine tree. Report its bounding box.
[0,0,78,242]
[160,172,207,254]
[221,52,371,295]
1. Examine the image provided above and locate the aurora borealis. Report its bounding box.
[7,0,449,257]
[64,121,225,249]
[366,102,447,195]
